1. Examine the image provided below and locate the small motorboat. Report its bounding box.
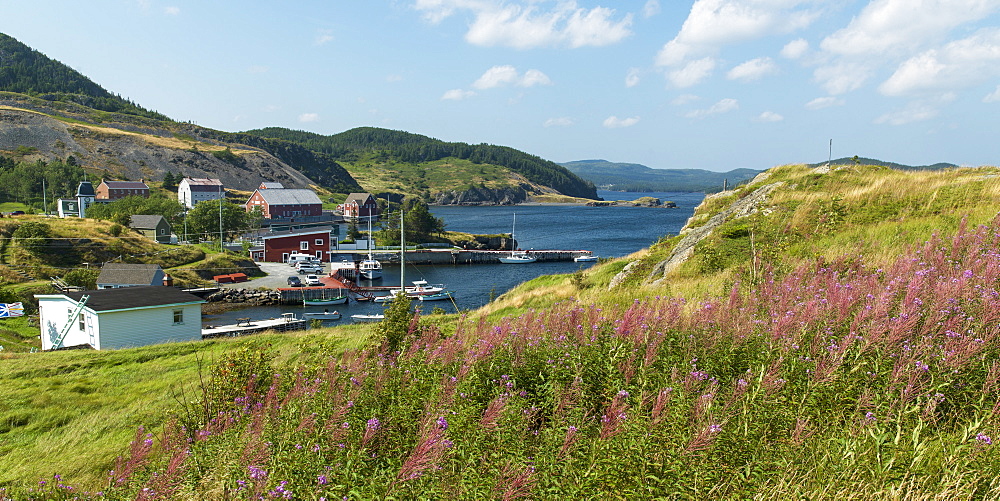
[574,255,599,262]
[351,314,385,322]
[417,291,454,301]
[303,310,342,320]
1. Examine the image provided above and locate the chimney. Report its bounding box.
[162,273,174,287]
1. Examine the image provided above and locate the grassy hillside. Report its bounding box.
[4,164,1000,498]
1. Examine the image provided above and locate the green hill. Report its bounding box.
[808,156,958,170]
[244,127,599,200]
[560,159,760,193]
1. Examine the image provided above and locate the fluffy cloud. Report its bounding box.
[643,0,661,18]
[315,29,334,46]
[416,1,633,49]
[472,65,552,89]
[656,0,821,68]
[781,38,809,59]
[684,98,738,118]
[668,57,716,88]
[626,68,641,88]
[727,57,777,81]
[985,85,1000,103]
[878,28,1000,97]
[805,96,845,110]
[874,101,939,125]
[441,89,476,100]
[755,111,784,122]
[813,62,871,95]
[164,6,179,15]
[544,117,574,127]
[298,113,320,123]
[603,116,640,128]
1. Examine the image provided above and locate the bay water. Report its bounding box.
[202,190,705,325]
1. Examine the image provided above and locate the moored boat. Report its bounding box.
[303,310,342,320]
[303,296,349,306]
[499,213,536,264]
[574,255,598,262]
[417,291,454,301]
[351,313,385,322]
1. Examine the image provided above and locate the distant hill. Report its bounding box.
[243,127,599,200]
[808,157,958,171]
[561,159,760,193]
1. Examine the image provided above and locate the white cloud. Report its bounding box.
[668,57,716,88]
[813,61,871,95]
[417,1,633,49]
[603,116,640,128]
[298,113,320,123]
[315,30,334,46]
[805,96,845,110]
[685,98,738,118]
[874,102,939,125]
[755,111,784,122]
[671,94,699,106]
[544,117,574,127]
[656,0,822,68]
[878,28,1000,97]
[626,68,641,88]
[164,6,179,15]
[727,57,777,81]
[821,0,1000,57]
[781,38,809,59]
[472,65,552,89]
[442,89,476,100]
[643,0,661,18]
[985,85,1000,103]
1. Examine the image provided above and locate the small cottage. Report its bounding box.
[35,287,205,350]
[96,180,150,201]
[129,215,172,244]
[244,188,322,219]
[96,263,167,289]
[339,193,380,220]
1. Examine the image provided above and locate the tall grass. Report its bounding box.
[20,215,1000,499]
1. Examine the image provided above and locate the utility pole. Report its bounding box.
[42,178,47,216]
[218,185,224,252]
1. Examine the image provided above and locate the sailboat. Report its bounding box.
[499,213,536,264]
[358,216,383,280]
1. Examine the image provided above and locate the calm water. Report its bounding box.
[202,190,705,325]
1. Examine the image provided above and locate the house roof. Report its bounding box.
[101,180,149,190]
[343,193,374,205]
[129,215,168,230]
[76,181,96,197]
[261,226,333,240]
[55,287,203,312]
[182,178,223,192]
[256,189,322,206]
[97,263,164,286]
[260,182,284,189]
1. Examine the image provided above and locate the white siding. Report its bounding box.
[36,296,202,350]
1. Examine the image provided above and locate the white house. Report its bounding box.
[57,180,97,218]
[178,178,224,209]
[35,287,205,351]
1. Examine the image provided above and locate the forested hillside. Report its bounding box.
[562,159,760,193]
[244,127,599,200]
[0,33,167,120]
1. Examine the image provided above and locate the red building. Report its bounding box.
[338,193,380,220]
[96,180,150,201]
[244,188,322,219]
[250,226,333,263]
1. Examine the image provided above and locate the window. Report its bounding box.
[300,241,309,250]
[315,239,323,246]
[78,313,85,331]
[173,309,184,325]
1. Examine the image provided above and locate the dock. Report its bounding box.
[202,312,308,339]
[329,248,592,265]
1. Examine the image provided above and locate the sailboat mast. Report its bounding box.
[400,207,405,291]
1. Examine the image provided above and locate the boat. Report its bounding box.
[359,216,383,280]
[303,296,348,306]
[499,213,537,264]
[417,291,454,301]
[351,314,384,322]
[574,255,599,262]
[303,310,342,320]
[407,280,445,295]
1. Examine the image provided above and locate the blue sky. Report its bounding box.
[3,0,1000,171]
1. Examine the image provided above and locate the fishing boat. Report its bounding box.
[574,255,599,262]
[351,313,384,322]
[303,310,342,320]
[303,296,348,306]
[417,291,454,301]
[359,216,383,280]
[499,213,536,264]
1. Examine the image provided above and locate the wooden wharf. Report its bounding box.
[202,313,307,339]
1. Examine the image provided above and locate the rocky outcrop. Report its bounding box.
[608,180,784,289]
[205,288,282,304]
[452,235,516,250]
[585,197,676,208]
[432,186,529,205]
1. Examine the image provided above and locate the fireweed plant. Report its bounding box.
[13,217,1000,499]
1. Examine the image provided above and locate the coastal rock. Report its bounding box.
[206,288,282,304]
[432,186,529,206]
[453,235,516,250]
[585,197,674,208]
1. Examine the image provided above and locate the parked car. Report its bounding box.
[286,276,303,287]
[6,210,24,216]
[304,275,322,286]
[297,263,323,274]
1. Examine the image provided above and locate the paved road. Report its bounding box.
[220,261,329,289]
